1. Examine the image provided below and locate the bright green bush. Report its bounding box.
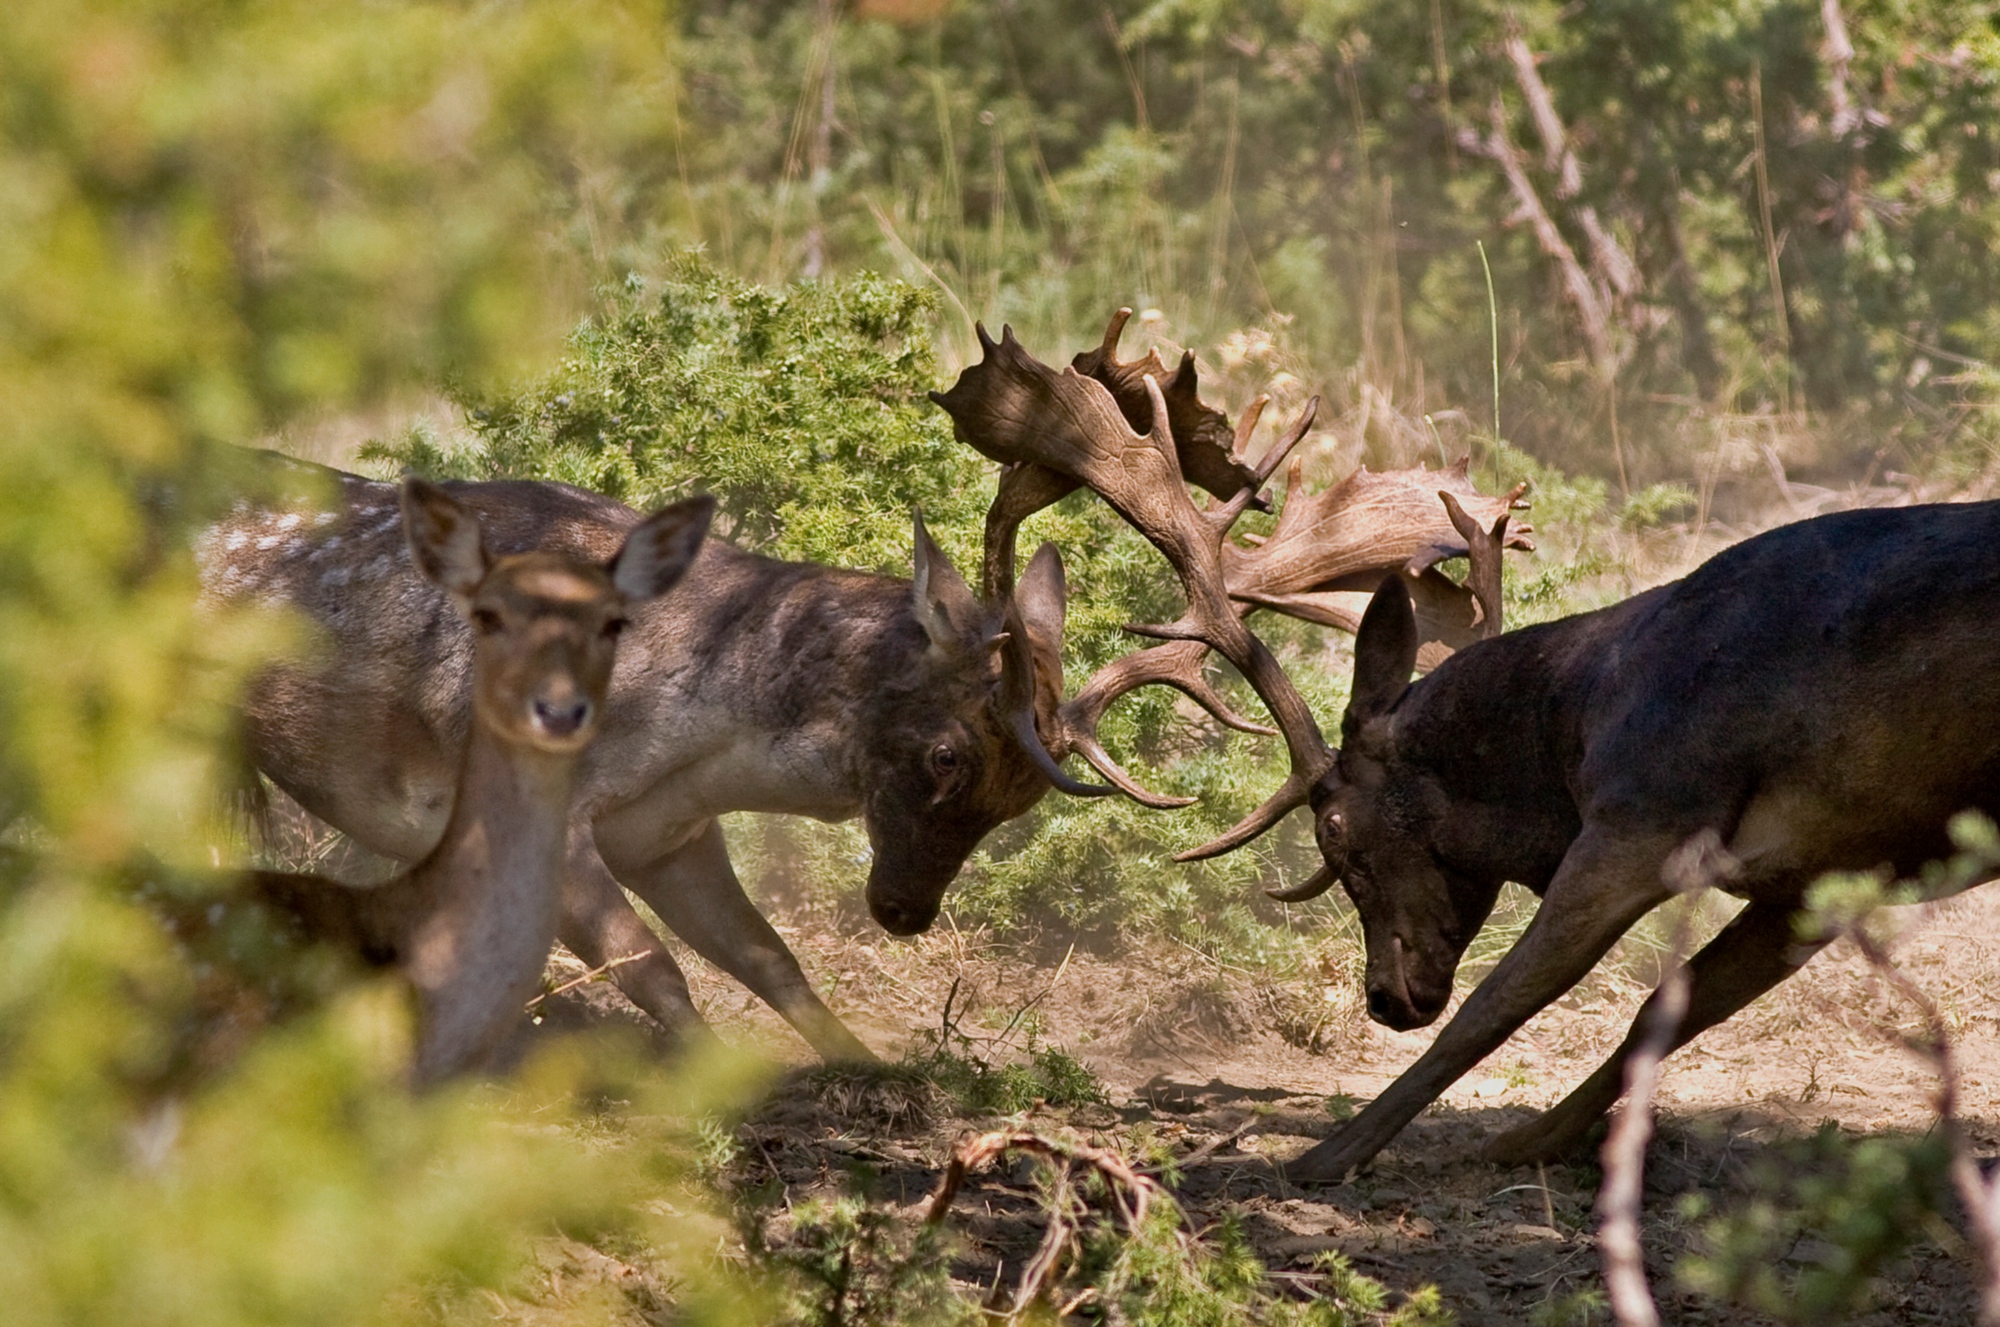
[373,255,1364,953]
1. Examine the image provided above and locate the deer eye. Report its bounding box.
[471,607,503,634]
[928,743,960,778]
[1316,810,1349,869]
[602,616,628,639]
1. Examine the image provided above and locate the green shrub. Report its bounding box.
[0,2,793,1322]
[1676,1124,1955,1324]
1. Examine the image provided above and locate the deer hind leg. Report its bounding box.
[612,820,876,1064]
[558,831,714,1048]
[1483,898,1820,1166]
[1286,825,1682,1184]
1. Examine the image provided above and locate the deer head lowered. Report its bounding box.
[226,479,711,1083]
[948,328,2000,1190]
[872,312,1531,935]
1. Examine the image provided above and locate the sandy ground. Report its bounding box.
[517,883,2000,1324]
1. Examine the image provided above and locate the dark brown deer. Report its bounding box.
[1279,502,2000,1179]
[928,328,2000,1181]
[194,478,710,1083]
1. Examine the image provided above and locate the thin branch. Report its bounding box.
[1459,100,1614,374]
[1596,830,1732,1327]
[1502,28,1639,298]
[1822,0,1861,139]
[523,951,647,1012]
[926,1129,1158,1231]
[1847,928,2000,1326]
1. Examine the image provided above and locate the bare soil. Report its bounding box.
[521,884,2000,1324]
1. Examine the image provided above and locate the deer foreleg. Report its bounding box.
[1482,899,1820,1166]
[611,821,876,1063]
[1285,827,1678,1183]
[557,831,713,1047]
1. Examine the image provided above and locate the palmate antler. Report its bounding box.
[938,312,1531,890]
[934,325,1340,864]
[953,313,1269,602]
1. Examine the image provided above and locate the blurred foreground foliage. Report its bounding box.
[0,0,1469,1319]
[0,1,791,1322]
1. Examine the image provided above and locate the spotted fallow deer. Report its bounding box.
[210,312,1527,1061]
[937,331,2000,1183]
[200,478,711,1083]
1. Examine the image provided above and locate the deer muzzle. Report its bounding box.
[529,694,593,741]
[1364,934,1452,1031]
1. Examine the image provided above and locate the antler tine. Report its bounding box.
[982,462,1079,602]
[1063,639,1277,739]
[995,594,1115,799]
[1213,396,1319,532]
[1266,861,1338,902]
[1440,490,1511,640]
[1099,306,1135,358]
[1113,375,1338,829]
[1253,397,1318,486]
[1178,774,1311,862]
[1051,638,1277,810]
[1231,393,1269,459]
[1064,729,1197,809]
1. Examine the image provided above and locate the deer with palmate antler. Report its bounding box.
[941,327,2000,1186]
[194,478,710,1083]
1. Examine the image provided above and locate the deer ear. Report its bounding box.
[1348,574,1418,722]
[910,512,981,655]
[611,494,714,603]
[401,478,488,600]
[1013,542,1067,656]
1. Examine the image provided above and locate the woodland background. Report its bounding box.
[4,0,1998,1322]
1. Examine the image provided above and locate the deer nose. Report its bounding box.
[1366,981,1430,1031]
[531,696,592,738]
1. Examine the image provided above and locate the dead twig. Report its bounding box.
[524,951,646,1012]
[926,1129,1158,1231]
[927,1128,1162,1320]
[1847,927,2000,1326]
[1596,830,1732,1327]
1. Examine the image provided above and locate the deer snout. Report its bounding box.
[866,891,939,937]
[1364,935,1447,1031]
[530,692,593,740]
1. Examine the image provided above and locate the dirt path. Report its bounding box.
[538,888,2000,1323]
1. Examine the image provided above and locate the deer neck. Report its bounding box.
[402,716,577,976]
[424,720,576,884]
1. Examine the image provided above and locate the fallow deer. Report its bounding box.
[939,328,2000,1181]
[198,478,710,1082]
[1282,502,2000,1179]
[209,458,1079,1060]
